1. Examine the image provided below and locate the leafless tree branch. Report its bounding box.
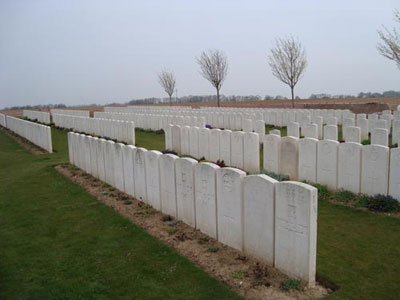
[268,36,307,108]
[196,49,228,107]
[158,70,176,105]
[377,9,400,69]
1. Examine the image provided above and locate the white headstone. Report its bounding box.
[171,125,181,154]
[165,124,172,150]
[219,130,232,165]
[176,157,197,227]
[243,119,253,132]
[317,140,339,189]
[104,140,116,186]
[244,132,260,173]
[209,128,221,162]
[323,125,338,141]
[344,126,361,143]
[361,145,389,196]
[230,131,244,169]
[371,128,389,146]
[96,138,107,182]
[180,125,190,155]
[216,168,246,250]
[275,181,317,287]
[389,147,400,202]
[243,174,277,265]
[254,120,265,137]
[194,162,220,239]
[263,134,281,173]
[357,118,369,141]
[122,145,136,196]
[338,142,362,193]
[302,124,318,139]
[279,137,299,180]
[133,147,147,202]
[287,122,300,138]
[189,126,200,159]
[298,138,318,183]
[198,128,210,160]
[270,129,281,136]
[144,150,162,210]
[114,143,125,192]
[160,154,178,217]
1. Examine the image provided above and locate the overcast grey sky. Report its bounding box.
[0,0,399,108]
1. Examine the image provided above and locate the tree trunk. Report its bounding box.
[169,95,172,106]
[291,86,295,108]
[217,88,220,107]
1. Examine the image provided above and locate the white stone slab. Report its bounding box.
[243,174,277,265]
[317,140,339,189]
[389,147,400,202]
[357,118,369,141]
[171,125,181,154]
[302,124,318,139]
[279,137,299,180]
[114,143,125,192]
[122,145,136,196]
[189,126,200,159]
[209,128,221,162]
[243,119,253,132]
[219,130,232,165]
[96,138,107,182]
[244,132,260,173]
[344,126,361,143]
[287,122,300,138]
[298,138,318,183]
[145,150,162,210]
[361,145,389,196]
[323,125,338,141]
[133,147,147,202]
[338,142,362,193]
[198,128,210,160]
[231,131,244,170]
[254,120,265,137]
[275,181,317,287]
[104,140,116,186]
[89,137,99,178]
[270,129,281,136]
[371,128,389,146]
[176,157,197,227]
[194,162,219,239]
[216,167,246,251]
[165,124,173,150]
[263,134,281,173]
[180,125,190,155]
[160,154,179,217]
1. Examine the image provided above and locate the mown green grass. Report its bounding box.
[135,129,165,151]
[0,128,242,300]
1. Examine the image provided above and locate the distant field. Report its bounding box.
[2,97,400,116]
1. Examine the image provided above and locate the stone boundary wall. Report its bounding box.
[263,134,400,201]
[68,132,318,286]
[5,115,52,153]
[53,114,135,145]
[50,109,90,117]
[166,125,260,173]
[23,110,51,124]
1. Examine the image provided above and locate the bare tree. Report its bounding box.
[268,36,307,108]
[197,49,228,107]
[158,70,176,106]
[377,9,400,69]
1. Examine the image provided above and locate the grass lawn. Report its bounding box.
[1,127,400,299]
[0,128,242,300]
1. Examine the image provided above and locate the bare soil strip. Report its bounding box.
[56,163,330,300]
[0,126,47,155]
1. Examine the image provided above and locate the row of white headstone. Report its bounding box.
[52,114,135,145]
[104,105,352,128]
[5,115,52,153]
[23,110,51,124]
[68,132,318,286]
[165,125,260,173]
[263,134,400,201]
[50,109,90,117]
[0,113,6,127]
[94,111,207,131]
[285,121,400,146]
